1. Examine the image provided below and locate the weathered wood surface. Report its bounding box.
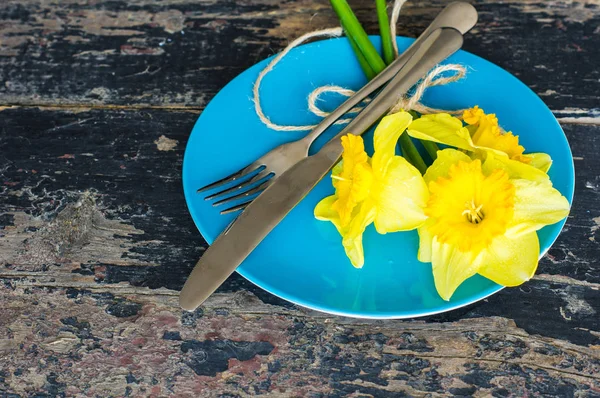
[0,0,598,396]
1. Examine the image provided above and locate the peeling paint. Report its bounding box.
[0,285,599,396]
[560,290,596,318]
[154,135,178,151]
[592,216,600,234]
[0,191,153,271]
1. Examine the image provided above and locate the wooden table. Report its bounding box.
[0,0,598,396]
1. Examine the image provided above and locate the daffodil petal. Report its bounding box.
[506,179,571,237]
[430,237,485,301]
[342,201,377,268]
[374,157,428,233]
[482,153,549,182]
[314,195,344,233]
[407,113,474,151]
[471,144,512,159]
[372,111,413,174]
[417,220,435,263]
[478,232,540,286]
[423,148,471,184]
[527,152,553,173]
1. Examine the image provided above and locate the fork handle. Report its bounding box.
[300,1,477,147]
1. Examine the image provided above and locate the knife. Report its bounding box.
[180,27,464,311]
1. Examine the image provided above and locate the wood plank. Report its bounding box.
[0,107,598,349]
[0,283,599,396]
[0,0,597,119]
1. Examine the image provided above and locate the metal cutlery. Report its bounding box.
[180,26,466,311]
[197,1,478,215]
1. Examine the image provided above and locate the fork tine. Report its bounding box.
[219,199,252,215]
[212,179,271,208]
[205,169,272,201]
[196,164,264,194]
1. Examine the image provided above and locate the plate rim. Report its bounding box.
[182,35,575,319]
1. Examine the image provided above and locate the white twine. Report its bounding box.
[252,0,466,131]
[307,85,368,118]
[390,0,408,58]
[389,64,466,115]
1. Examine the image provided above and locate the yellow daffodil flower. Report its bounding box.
[418,148,570,301]
[407,106,553,181]
[314,111,429,268]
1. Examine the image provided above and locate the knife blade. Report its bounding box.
[180,27,464,311]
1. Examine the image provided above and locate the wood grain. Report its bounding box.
[0,0,599,396]
[0,0,597,117]
[1,284,599,397]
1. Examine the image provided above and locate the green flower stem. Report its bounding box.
[344,23,376,80]
[330,0,428,172]
[400,136,427,174]
[330,0,387,73]
[397,134,424,172]
[375,0,394,65]
[422,140,440,161]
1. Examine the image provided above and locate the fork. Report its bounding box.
[198,1,477,214]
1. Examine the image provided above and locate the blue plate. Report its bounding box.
[182,36,574,318]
